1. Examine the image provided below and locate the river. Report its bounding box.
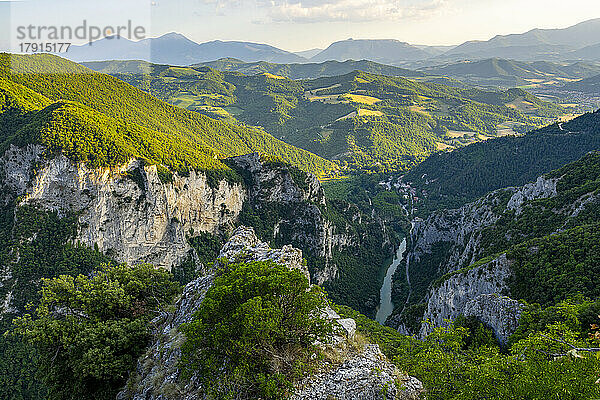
[375,238,407,324]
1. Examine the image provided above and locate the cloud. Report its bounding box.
[200,0,447,23]
[267,0,447,23]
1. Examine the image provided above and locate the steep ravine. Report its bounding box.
[387,165,598,341]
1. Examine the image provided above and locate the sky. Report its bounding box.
[1,0,600,52]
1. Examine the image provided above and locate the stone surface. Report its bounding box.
[0,146,388,292]
[408,176,558,276]
[420,254,523,344]
[463,294,523,344]
[291,344,422,400]
[1,145,246,270]
[228,153,396,290]
[217,225,309,281]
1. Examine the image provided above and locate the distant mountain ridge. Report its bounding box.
[64,19,600,67]
[310,39,431,65]
[439,18,600,62]
[65,33,307,65]
[192,58,425,79]
[419,58,600,87]
[83,58,425,80]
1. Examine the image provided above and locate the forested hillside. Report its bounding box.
[0,53,338,179]
[84,58,424,79]
[84,60,568,172]
[403,110,600,214]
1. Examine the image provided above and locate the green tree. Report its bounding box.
[13,263,180,400]
[180,261,331,400]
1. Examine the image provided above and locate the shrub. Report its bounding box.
[13,263,180,400]
[180,260,331,399]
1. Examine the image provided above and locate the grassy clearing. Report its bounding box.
[305,94,346,104]
[262,72,286,80]
[358,109,384,117]
[409,105,432,117]
[436,142,454,150]
[505,97,538,112]
[343,94,381,105]
[336,111,357,121]
[446,130,476,138]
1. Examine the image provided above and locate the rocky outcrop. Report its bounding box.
[216,225,309,281]
[463,294,523,344]
[227,153,325,205]
[119,227,422,400]
[420,254,523,344]
[1,146,396,319]
[292,344,422,400]
[506,176,557,214]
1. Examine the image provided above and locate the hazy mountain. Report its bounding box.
[193,58,424,79]
[421,58,600,80]
[441,18,600,61]
[413,44,456,57]
[294,48,323,59]
[569,42,600,60]
[310,39,431,64]
[65,32,307,65]
[84,58,424,79]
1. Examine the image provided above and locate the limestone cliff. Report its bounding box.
[1,144,246,270]
[390,175,563,338]
[420,254,523,344]
[408,176,558,277]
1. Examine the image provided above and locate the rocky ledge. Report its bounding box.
[119,226,422,400]
[292,344,422,400]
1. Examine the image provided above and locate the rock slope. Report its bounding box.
[119,226,422,400]
[409,176,558,276]
[391,175,559,336]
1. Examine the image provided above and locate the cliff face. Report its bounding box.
[228,153,371,286]
[2,145,246,270]
[409,176,558,276]
[119,227,422,400]
[420,254,523,344]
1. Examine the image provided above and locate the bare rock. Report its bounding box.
[291,344,422,400]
